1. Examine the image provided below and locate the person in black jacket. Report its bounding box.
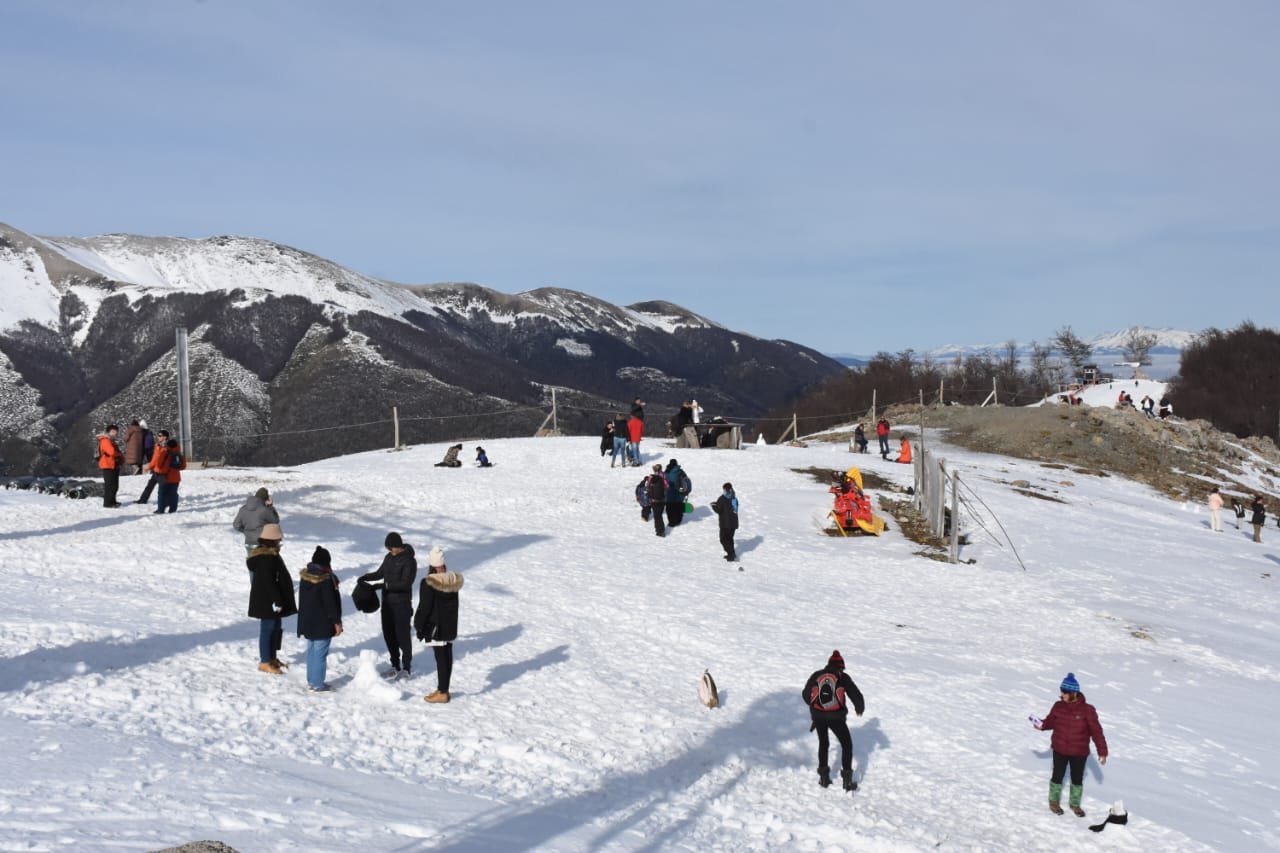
[247,523,297,675]
[600,421,614,457]
[1251,496,1267,543]
[711,482,739,562]
[664,459,688,527]
[802,650,866,790]
[641,464,667,537]
[359,532,418,679]
[297,546,343,692]
[415,546,464,704]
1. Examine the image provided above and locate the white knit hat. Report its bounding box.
[428,546,446,567]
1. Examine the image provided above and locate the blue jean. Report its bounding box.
[306,638,331,688]
[628,441,640,464]
[258,617,282,663]
[611,436,627,462]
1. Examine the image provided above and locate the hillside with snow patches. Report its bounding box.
[0,222,842,474]
[1,423,1276,851]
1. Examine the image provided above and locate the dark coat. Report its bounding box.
[1040,693,1108,758]
[247,547,298,620]
[802,665,865,721]
[664,464,686,506]
[645,473,667,505]
[600,425,614,452]
[630,401,645,421]
[232,495,280,546]
[1251,500,1266,526]
[673,405,694,433]
[123,424,144,466]
[414,570,464,642]
[297,563,343,639]
[712,491,739,531]
[359,544,417,604]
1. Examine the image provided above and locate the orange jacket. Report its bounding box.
[152,443,184,483]
[147,443,167,473]
[897,439,912,464]
[98,435,122,470]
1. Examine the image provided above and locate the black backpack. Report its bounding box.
[352,580,381,613]
[677,471,692,496]
[635,480,649,508]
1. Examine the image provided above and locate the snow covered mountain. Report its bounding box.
[831,327,1197,376]
[0,223,843,475]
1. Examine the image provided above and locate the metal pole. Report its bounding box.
[950,470,960,563]
[175,327,193,460]
[393,406,400,450]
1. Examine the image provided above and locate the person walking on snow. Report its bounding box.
[803,650,865,791]
[711,482,739,561]
[97,425,123,507]
[297,546,343,692]
[1031,672,1108,817]
[1207,487,1224,533]
[664,458,689,527]
[640,464,668,537]
[359,532,418,679]
[876,418,891,457]
[246,523,297,675]
[415,546,464,704]
[233,488,280,552]
[1250,496,1267,543]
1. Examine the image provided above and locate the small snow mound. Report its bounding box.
[351,650,403,702]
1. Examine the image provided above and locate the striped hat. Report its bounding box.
[1060,672,1081,693]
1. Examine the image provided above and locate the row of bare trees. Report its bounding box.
[765,328,1164,436]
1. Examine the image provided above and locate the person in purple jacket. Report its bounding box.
[1032,672,1109,817]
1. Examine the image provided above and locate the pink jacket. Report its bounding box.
[1208,493,1224,511]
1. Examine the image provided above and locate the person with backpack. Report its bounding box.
[97,425,123,507]
[1031,672,1108,817]
[711,482,739,562]
[359,532,418,679]
[664,459,691,527]
[1250,496,1267,543]
[639,464,667,537]
[135,429,169,505]
[876,418,891,457]
[123,419,145,475]
[415,546,464,704]
[233,488,280,552]
[152,438,185,513]
[297,545,343,693]
[247,522,297,675]
[802,650,865,791]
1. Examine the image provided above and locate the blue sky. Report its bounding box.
[3,1,1277,354]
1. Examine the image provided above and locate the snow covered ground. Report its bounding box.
[0,430,1277,851]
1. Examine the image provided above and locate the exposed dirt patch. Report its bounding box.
[823,402,1280,507]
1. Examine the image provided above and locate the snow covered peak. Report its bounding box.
[1088,326,1199,351]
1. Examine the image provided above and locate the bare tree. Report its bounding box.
[1052,325,1093,378]
[1122,329,1159,364]
[1028,341,1053,394]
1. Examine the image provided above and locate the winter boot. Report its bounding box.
[270,658,289,670]
[257,661,282,675]
[841,770,857,792]
[1048,782,1064,814]
[1069,785,1085,817]
[817,767,831,788]
[424,691,450,703]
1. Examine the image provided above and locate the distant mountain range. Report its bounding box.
[830,327,1197,376]
[0,223,843,475]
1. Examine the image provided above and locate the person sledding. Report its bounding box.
[1031,672,1108,817]
[802,650,865,791]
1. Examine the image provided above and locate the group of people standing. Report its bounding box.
[602,397,649,467]
[234,490,462,702]
[1208,487,1270,542]
[95,420,185,511]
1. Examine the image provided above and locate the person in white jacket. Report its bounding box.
[1207,487,1224,533]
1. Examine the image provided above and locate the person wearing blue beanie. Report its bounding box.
[1031,672,1109,817]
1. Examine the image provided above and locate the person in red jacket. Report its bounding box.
[97,425,123,507]
[153,439,185,514]
[1032,672,1108,817]
[875,418,891,457]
